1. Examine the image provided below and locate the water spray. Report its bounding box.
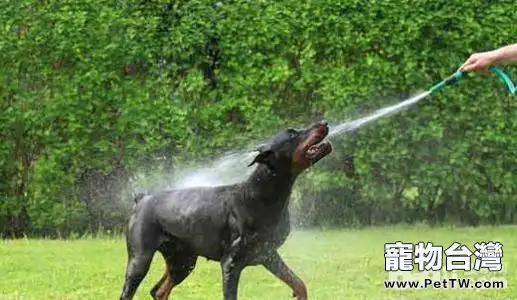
[328,66,516,137]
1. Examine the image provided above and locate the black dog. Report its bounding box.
[120,121,332,300]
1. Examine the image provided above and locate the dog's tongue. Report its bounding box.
[306,140,328,158]
[305,142,321,158]
[307,147,318,155]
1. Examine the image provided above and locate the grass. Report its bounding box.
[1,225,515,299]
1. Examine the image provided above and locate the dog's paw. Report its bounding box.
[292,291,308,300]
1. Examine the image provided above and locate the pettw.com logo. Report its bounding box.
[385,241,503,272]
[383,242,506,289]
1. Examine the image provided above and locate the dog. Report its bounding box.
[119,120,332,300]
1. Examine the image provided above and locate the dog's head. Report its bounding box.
[249,120,332,175]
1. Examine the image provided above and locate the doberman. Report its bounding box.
[119,120,332,300]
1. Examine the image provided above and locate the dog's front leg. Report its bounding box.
[220,254,244,300]
[262,251,308,300]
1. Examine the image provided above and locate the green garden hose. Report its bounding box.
[429,66,516,95]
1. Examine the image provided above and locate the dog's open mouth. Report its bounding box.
[305,135,332,160]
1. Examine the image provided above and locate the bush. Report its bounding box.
[1,0,516,236]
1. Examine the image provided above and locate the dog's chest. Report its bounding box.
[243,204,290,242]
[257,219,290,247]
[238,215,291,263]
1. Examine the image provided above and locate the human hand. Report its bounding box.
[459,50,500,73]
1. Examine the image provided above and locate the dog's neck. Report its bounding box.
[244,164,296,205]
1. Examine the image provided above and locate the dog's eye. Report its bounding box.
[287,129,297,138]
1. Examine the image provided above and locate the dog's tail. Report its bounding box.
[134,192,147,204]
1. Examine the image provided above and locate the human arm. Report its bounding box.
[460,43,517,72]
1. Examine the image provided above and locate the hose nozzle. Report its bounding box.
[429,70,466,94]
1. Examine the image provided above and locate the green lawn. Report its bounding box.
[1,225,515,299]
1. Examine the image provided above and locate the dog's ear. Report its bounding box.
[248,147,274,168]
[254,144,270,153]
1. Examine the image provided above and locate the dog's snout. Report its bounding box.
[310,120,329,130]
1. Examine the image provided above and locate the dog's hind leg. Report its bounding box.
[120,222,160,300]
[151,241,198,300]
[120,250,155,300]
[149,271,167,299]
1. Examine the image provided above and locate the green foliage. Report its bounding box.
[1,0,516,236]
